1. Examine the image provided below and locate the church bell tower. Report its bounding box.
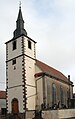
[5,5,36,113]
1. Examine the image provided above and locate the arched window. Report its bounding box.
[12,98,19,113]
[47,83,50,106]
[60,86,64,104]
[67,90,69,99]
[67,90,69,107]
[52,83,56,105]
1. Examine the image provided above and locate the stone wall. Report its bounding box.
[26,110,35,119]
[2,109,75,119]
[42,109,75,119]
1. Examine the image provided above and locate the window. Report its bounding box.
[67,90,69,107]
[12,59,16,65]
[1,108,7,115]
[47,82,50,106]
[12,40,17,50]
[28,40,31,49]
[60,86,64,104]
[67,90,69,99]
[52,83,56,105]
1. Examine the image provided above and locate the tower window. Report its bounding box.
[12,40,17,50]
[12,59,16,65]
[28,40,31,49]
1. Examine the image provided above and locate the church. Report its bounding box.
[5,5,73,114]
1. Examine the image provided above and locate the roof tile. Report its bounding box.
[36,60,68,81]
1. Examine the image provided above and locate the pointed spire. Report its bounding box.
[17,1,23,21]
[19,1,21,9]
[13,3,27,38]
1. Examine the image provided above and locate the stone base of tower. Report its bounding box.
[4,111,35,119]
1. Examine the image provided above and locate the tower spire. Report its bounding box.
[13,3,27,38]
[19,1,21,9]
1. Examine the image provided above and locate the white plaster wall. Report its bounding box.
[25,57,36,110]
[7,35,36,112]
[25,37,35,59]
[70,85,73,99]
[24,36,36,110]
[36,78,43,110]
[8,37,22,60]
[27,95,36,110]
[25,57,35,86]
[35,65,43,110]
[7,36,24,113]
[35,65,42,73]
[8,56,23,87]
[8,86,24,113]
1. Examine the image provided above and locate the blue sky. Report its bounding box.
[0,0,75,92]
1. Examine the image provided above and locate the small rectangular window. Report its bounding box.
[12,40,16,50]
[28,40,31,49]
[12,59,16,65]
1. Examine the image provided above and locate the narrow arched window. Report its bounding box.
[52,83,56,105]
[47,82,50,106]
[67,90,69,107]
[60,86,64,104]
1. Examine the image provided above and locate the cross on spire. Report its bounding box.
[19,1,21,9]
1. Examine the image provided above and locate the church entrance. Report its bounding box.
[12,98,19,113]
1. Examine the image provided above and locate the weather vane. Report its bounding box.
[19,1,21,9]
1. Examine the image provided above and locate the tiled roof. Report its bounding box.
[36,60,68,82]
[0,91,6,99]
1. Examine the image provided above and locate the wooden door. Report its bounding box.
[12,98,19,113]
